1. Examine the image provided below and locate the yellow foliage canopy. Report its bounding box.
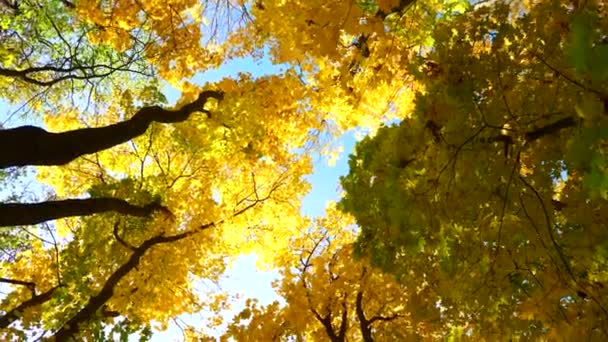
[0,0,606,340]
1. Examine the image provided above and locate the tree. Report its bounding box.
[2,0,605,340]
[340,0,608,339]
[222,206,436,342]
[0,0,173,226]
[1,0,441,338]
[0,0,314,339]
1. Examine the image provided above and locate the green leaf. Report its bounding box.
[566,13,593,74]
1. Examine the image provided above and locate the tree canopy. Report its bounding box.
[0,0,606,341]
[339,0,608,339]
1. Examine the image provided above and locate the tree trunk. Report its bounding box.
[0,90,222,168]
[356,291,374,342]
[0,198,169,227]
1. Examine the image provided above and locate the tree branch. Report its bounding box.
[376,0,416,20]
[535,54,608,100]
[0,61,146,87]
[0,277,36,293]
[0,90,223,168]
[60,0,75,9]
[355,291,374,342]
[113,220,136,251]
[518,175,574,280]
[0,198,170,227]
[310,295,347,342]
[368,313,402,325]
[0,286,59,329]
[316,311,341,342]
[482,116,577,146]
[337,294,348,341]
[53,222,215,340]
[52,177,280,340]
[524,116,577,143]
[52,237,155,341]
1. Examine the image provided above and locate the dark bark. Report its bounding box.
[0,60,142,87]
[376,0,416,20]
[0,66,80,87]
[312,299,348,342]
[60,0,74,8]
[0,286,58,329]
[0,198,170,227]
[354,285,402,341]
[0,90,222,168]
[525,116,577,143]
[483,116,577,146]
[355,291,374,342]
[317,312,342,342]
[0,277,36,292]
[368,313,402,325]
[337,297,348,341]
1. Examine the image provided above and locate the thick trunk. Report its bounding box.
[0,90,222,168]
[0,198,169,227]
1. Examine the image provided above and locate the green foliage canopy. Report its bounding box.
[340,0,608,339]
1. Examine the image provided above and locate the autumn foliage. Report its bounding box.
[0,0,606,341]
